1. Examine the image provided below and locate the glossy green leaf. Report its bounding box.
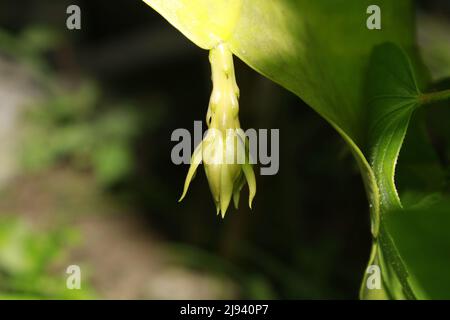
[142,0,242,49]
[361,43,427,300]
[367,43,422,210]
[361,42,450,300]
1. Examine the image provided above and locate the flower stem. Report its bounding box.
[420,88,450,106]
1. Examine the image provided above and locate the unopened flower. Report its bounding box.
[179,43,256,217]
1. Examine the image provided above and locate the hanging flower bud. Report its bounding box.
[179,43,256,218]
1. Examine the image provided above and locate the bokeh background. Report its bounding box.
[0,0,448,299]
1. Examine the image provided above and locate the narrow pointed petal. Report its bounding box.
[215,201,220,215]
[242,162,256,209]
[232,173,245,209]
[232,191,240,210]
[203,130,223,204]
[179,143,203,202]
[219,165,235,217]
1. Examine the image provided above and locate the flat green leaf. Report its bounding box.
[360,43,427,300]
[362,42,450,300]
[142,0,242,49]
[368,43,422,210]
[386,198,450,299]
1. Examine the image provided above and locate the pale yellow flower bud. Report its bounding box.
[179,43,256,217]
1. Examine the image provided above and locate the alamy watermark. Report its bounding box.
[66,264,81,290]
[66,5,81,30]
[366,265,381,290]
[171,121,279,176]
[366,5,381,30]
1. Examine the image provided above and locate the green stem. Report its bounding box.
[420,89,450,106]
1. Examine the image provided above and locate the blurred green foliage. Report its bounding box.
[0,25,61,80]
[21,81,141,187]
[0,26,143,187]
[0,26,140,298]
[0,216,94,299]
